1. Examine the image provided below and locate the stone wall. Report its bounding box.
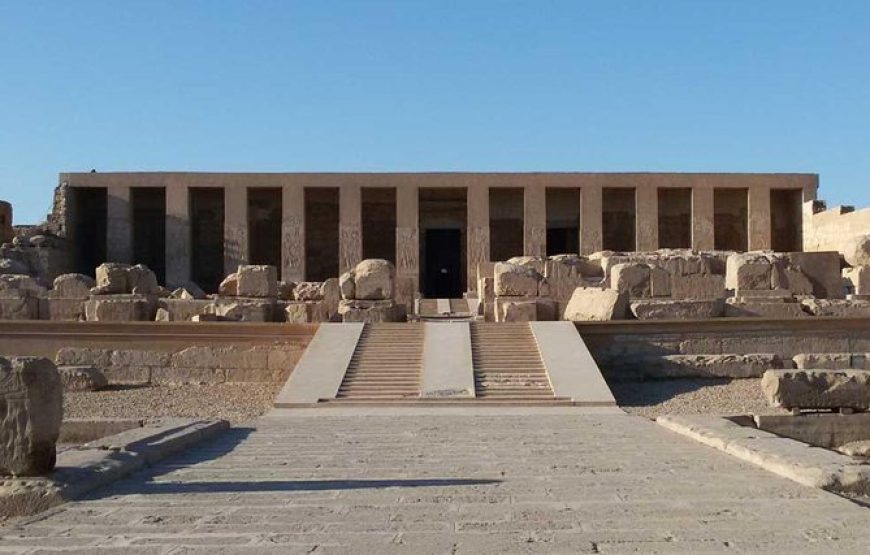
[804,201,870,253]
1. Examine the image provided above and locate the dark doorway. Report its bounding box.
[304,188,340,281]
[714,188,748,251]
[423,229,463,298]
[546,187,580,255]
[362,187,397,263]
[248,188,282,274]
[132,187,166,284]
[71,187,107,277]
[489,188,524,262]
[657,188,692,249]
[190,188,225,293]
[602,188,636,251]
[770,188,802,252]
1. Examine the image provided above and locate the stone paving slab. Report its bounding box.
[2,409,870,553]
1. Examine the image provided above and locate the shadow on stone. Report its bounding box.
[609,378,729,407]
[125,478,504,495]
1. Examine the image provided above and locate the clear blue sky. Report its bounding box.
[2,1,869,224]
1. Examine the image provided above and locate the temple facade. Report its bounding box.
[57,172,817,296]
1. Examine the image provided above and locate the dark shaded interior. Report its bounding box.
[248,188,282,274]
[657,188,692,249]
[770,188,803,252]
[546,187,580,255]
[71,187,107,277]
[489,188,524,262]
[190,188,225,293]
[304,187,339,282]
[419,188,467,298]
[132,187,166,284]
[602,188,636,251]
[714,188,748,251]
[362,187,397,263]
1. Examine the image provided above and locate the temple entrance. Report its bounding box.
[422,229,463,298]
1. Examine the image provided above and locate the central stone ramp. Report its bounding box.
[334,323,424,400]
[471,322,555,399]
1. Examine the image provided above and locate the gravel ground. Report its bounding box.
[611,378,789,419]
[63,382,282,424]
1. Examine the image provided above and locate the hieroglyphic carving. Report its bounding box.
[467,226,490,291]
[339,225,362,273]
[282,215,305,282]
[525,225,547,257]
[396,227,419,275]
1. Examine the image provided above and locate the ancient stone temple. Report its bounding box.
[53,172,816,295]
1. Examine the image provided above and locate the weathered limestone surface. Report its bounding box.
[218,272,238,296]
[800,298,870,318]
[293,281,324,301]
[762,369,870,410]
[498,298,537,322]
[155,299,212,322]
[236,265,278,298]
[0,257,28,275]
[724,299,808,318]
[352,259,395,300]
[494,262,541,296]
[631,299,724,320]
[843,266,870,296]
[94,262,130,294]
[210,298,274,322]
[38,298,84,321]
[84,295,151,322]
[844,234,870,267]
[643,353,785,378]
[49,273,94,299]
[563,287,628,321]
[793,352,869,371]
[0,357,62,476]
[57,365,107,392]
[338,299,405,322]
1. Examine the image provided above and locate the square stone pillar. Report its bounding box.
[339,184,362,274]
[106,185,133,263]
[224,186,248,276]
[524,185,546,257]
[748,185,771,250]
[467,184,489,292]
[636,186,658,252]
[580,185,603,255]
[165,184,191,286]
[396,185,419,297]
[691,187,714,251]
[282,184,305,283]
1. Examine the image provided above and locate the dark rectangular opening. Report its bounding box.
[190,188,225,293]
[658,188,692,249]
[419,188,467,298]
[362,187,397,263]
[546,188,580,255]
[771,188,803,252]
[489,188,524,262]
[304,187,339,281]
[132,187,166,284]
[71,187,107,277]
[248,188,282,274]
[714,188,748,251]
[602,188,636,251]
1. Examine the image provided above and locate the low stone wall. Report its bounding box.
[804,201,870,253]
[579,318,870,381]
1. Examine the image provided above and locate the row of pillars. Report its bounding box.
[104,184,777,290]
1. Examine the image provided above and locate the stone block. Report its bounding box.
[150,367,226,384]
[0,274,44,299]
[55,347,113,369]
[535,297,559,321]
[0,257,28,275]
[171,346,269,370]
[563,287,629,321]
[0,357,62,476]
[670,274,726,300]
[236,265,278,298]
[155,299,212,321]
[293,281,323,301]
[218,272,238,296]
[277,280,295,301]
[320,278,341,320]
[793,353,863,370]
[84,295,150,322]
[57,365,108,392]
[211,298,274,322]
[786,251,844,299]
[338,299,405,322]
[724,299,807,318]
[649,266,671,297]
[844,267,870,298]
[49,273,94,299]
[507,255,547,275]
[110,349,171,368]
[127,264,159,295]
[94,263,130,294]
[844,234,870,267]
[284,301,323,323]
[494,262,541,297]
[610,263,651,298]
[649,353,784,379]
[630,299,724,320]
[476,261,496,282]
[353,259,395,300]
[497,298,537,322]
[799,298,870,318]
[338,271,355,300]
[0,297,38,319]
[38,298,84,321]
[725,252,772,291]
[762,369,870,410]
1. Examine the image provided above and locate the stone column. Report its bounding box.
[467,184,489,291]
[524,185,546,256]
[635,186,658,251]
[282,184,305,283]
[106,185,133,263]
[339,184,362,274]
[691,187,714,251]
[580,185,603,255]
[224,186,248,276]
[165,184,191,286]
[748,185,771,250]
[396,185,419,301]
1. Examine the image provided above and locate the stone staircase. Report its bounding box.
[334,323,424,400]
[470,322,556,399]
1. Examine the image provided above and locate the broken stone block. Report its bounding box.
[284,301,318,323]
[0,274,44,299]
[277,280,296,301]
[762,369,870,410]
[155,299,213,321]
[630,299,724,320]
[170,281,207,300]
[844,234,870,267]
[648,353,785,379]
[0,257,28,275]
[212,298,274,322]
[793,353,867,370]
[127,264,159,295]
[0,297,39,319]
[497,298,537,322]
[0,357,62,476]
[320,278,341,320]
[339,271,355,300]
[494,262,541,297]
[50,273,94,299]
[563,287,629,321]
[786,251,844,299]
[84,295,150,322]
[57,365,108,392]
[236,265,278,298]
[393,275,416,314]
[293,281,324,301]
[353,259,395,300]
[670,274,726,300]
[843,266,870,296]
[837,440,870,458]
[724,299,807,318]
[338,299,405,323]
[611,263,666,298]
[94,262,131,294]
[725,252,772,291]
[507,256,547,275]
[799,298,870,318]
[38,298,84,321]
[218,272,239,296]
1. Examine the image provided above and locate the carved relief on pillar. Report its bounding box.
[339,225,362,273]
[395,227,419,276]
[467,226,490,292]
[525,225,546,257]
[282,215,305,282]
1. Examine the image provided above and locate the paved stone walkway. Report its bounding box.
[2,407,870,553]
